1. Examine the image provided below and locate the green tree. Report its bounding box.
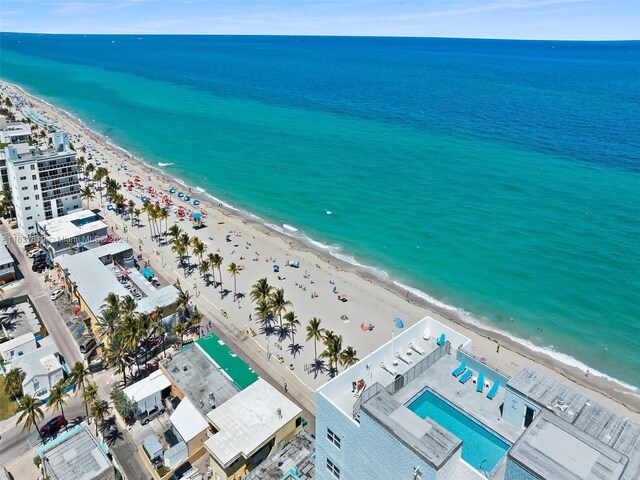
[306,317,326,378]
[211,254,224,296]
[173,322,188,348]
[269,288,292,330]
[90,400,108,436]
[339,346,359,369]
[82,381,98,421]
[250,278,273,305]
[110,387,135,423]
[227,262,240,301]
[16,394,44,440]
[46,378,68,420]
[321,331,343,378]
[4,368,26,399]
[70,361,92,394]
[81,186,95,209]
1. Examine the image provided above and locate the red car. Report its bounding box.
[40,415,68,436]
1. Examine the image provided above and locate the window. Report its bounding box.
[23,196,29,201]
[21,187,28,191]
[19,176,26,180]
[31,165,36,170]
[326,458,340,479]
[25,207,31,211]
[34,185,38,190]
[32,175,37,180]
[295,417,302,427]
[28,226,34,230]
[35,195,40,200]
[26,216,32,220]
[327,428,341,449]
[18,166,24,170]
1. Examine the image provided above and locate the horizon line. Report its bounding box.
[2,31,639,42]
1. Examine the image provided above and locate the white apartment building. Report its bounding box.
[5,132,81,237]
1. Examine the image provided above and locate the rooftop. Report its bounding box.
[507,366,640,479]
[40,425,112,480]
[161,342,241,417]
[0,332,35,354]
[361,391,461,470]
[57,242,179,318]
[0,297,43,340]
[245,430,316,480]
[170,397,209,443]
[122,369,171,403]
[37,209,107,242]
[12,338,60,384]
[317,317,471,420]
[0,239,14,266]
[196,333,259,390]
[508,410,628,480]
[205,378,302,467]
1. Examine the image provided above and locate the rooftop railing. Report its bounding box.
[353,340,451,418]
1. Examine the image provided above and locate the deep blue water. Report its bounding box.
[1,34,639,388]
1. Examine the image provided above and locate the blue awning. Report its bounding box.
[140,268,155,279]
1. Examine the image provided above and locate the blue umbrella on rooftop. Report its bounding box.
[395,317,405,329]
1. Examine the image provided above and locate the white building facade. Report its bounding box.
[5,132,81,237]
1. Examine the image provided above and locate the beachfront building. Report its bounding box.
[0,141,30,188]
[57,242,180,335]
[4,132,81,237]
[315,317,640,480]
[204,378,303,480]
[36,209,108,259]
[170,397,210,456]
[38,425,114,480]
[0,115,32,145]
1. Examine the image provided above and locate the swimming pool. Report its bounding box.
[407,388,510,473]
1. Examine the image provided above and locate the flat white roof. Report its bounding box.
[37,209,107,241]
[204,378,302,467]
[0,242,14,266]
[12,341,60,383]
[170,397,209,443]
[57,242,179,318]
[0,332,35,354]
[122,369,171,403]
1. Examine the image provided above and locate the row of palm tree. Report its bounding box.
[249,277,359,378]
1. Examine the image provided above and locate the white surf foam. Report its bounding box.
[283,224,298,232]
[158,162,174,167]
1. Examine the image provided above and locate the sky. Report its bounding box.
[0,0,638,40]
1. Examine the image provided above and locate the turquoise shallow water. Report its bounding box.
[1,35,639,388]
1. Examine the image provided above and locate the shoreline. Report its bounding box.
[3,79,639,416]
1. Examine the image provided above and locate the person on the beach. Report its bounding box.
[284,383,288,393]
[496,344,500,353]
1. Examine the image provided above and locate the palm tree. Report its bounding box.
[192,237,206,263]
[283,311,302,357]
[119,313,142,377]
[172,241,187,272]
[120,295,137,316]
[104,335,128,385]
[227,263,240,301]
[178,233,191,264]
[71,361,92,394]
[82,381,98,421]
[142,202,156,239]
[77,156,85,176]
[90,400,108,436]
[306,317,326,378]
[133,208,141,227]
[127,199,135,225]
[175,289,191,322]
[93,167,109,203]
[250,278,273,305]
[16,394,44,439]
[81,186,95,209]
[157,207,169,239]
[269,288,292,330]
[189,307,203,336]
[340,346,359,369]
[84,163,95,186]
[211,254,224,294]
[4,368,26,399]
[320,331,343,378]
[173,322,188,348]
[168,224,182,244]
[46,378,68,420]
[199,259,211,283]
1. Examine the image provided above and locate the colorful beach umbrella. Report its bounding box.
[394,317,404,329]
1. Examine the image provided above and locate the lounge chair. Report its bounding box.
[476,372,485,393]
[395,352,412,365]
[459,370,473,384]
[380,362,398,377]
[452,361,467,377]
[409,342,426,355]
[487,381,500,400]
[436,334,446,346]
[354,379,366,398]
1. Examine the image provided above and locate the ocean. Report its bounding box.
[1,34,639,388]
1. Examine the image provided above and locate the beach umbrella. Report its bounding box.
[169,188,176,194]
[394,317,405,329]
[178,192,184,198]
[141,195,147,202]
[184,195,191,201]
[193,199,200,206]
[360,323,369,332]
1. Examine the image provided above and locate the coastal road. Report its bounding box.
[0,223,82,367]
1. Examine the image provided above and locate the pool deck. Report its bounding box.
[395,353,522,443]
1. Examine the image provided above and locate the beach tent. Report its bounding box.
[192,212,203,229]
[273,265,280,272]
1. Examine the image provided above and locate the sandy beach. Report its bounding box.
[2,80,638,420]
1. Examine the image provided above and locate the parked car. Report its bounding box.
[40,415,68,436]
[32,263,45,273]
[27,249,43,258]
[138,405,164,425]
[50,289,64,301]
[79,336,96,355]
[24,242,37,251]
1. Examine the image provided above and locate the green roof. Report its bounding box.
[195,333,259,390]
